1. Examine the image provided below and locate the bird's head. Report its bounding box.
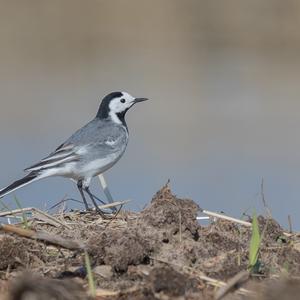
[96,91,148,125]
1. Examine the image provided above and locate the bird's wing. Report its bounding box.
[24,119,127,172]
[24,136,123,173]
[64,119,128,156]
[24,143,81,172]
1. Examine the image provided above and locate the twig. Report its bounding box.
[215,270,250,300]
[179,211,182,243]
[197,216,210,220]
[96,289,119,297]
[104,204,124,229]
[58,197,67,215]
[260,178,272,218]
[94,200,131,210]
[32,208,71,229]
[0,207,34,218]
[260,178,266,209]
[13,195,29,229]
[48,197,82,211]
[0,223,84,250]
[288,215,293,233]
[199,210,292,237]
[0,207,71,229]
[199,210,252,227]
[95,287,139,297]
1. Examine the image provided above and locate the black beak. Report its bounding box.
[134,97,148,103]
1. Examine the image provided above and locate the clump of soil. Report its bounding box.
[139,182,200,238]
[1,182,300,300]
[149,266,201,297]
[257,216,284,244]
[0,236,45,270]
[261,245,300,276]
[87,228,153,272]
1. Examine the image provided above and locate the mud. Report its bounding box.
[139,183,200,238]
[0,182,300,299]
[0,236,45,270]
[87,228,153,272]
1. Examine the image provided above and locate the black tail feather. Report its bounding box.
[0,172,38,198]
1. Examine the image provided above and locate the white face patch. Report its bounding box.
[108,92,136,124]
[109,92,135,113]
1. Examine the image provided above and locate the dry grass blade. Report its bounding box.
[0,207,71,229]
[95,200,131,210]
[32,208,71,229]
[0,207,34,218]
[13,195,29,229]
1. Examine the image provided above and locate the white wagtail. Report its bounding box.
[0,92,148,213]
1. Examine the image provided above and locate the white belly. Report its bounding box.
[79,152,122,177]
[43,150,124,182]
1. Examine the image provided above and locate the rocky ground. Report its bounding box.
[0,183,300,300]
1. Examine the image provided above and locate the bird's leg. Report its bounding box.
[85,190,106,205]
[84,187,106,218]
[89,189,117,213]
[77,181,90,211]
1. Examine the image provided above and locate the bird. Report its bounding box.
[0,91,148,214]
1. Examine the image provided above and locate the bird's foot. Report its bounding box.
[91,206,108,219]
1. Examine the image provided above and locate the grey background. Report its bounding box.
[1,0,300,229]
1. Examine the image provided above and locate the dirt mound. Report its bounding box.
[0,235,45,270]
[1,182,300,299]
[148,265,203,299]
[257,216,284,244]
[139,182,200,238]
[86,183,201,274]
[87,228,153,272]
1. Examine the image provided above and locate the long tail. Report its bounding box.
[0,172,40,198]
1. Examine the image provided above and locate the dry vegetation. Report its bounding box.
[0,183,300,300]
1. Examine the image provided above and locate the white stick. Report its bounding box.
[196,216,210,221]
[94,200,131,210]
[98,174,114,204]
[201,210,252,227]
[200,210,292,237]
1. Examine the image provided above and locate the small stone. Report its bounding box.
[93,265,113,279]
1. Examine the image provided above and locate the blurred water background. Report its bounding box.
[1,0,300,229]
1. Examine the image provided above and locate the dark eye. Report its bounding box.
[120,98,125,103]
